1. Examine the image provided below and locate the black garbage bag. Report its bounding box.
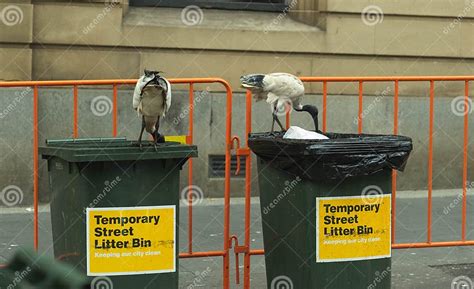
[248,131,413,181]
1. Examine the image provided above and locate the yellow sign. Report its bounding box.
[86,205,176,276]
[165,135,188,144]
[316,195,391,263]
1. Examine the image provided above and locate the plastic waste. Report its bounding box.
[283,126,329,140]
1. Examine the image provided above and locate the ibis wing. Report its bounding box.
[133,75,154,111]
[132,76,144,110]
[163,78,172,116]
[263,73,304,102]
[265,92,279,105]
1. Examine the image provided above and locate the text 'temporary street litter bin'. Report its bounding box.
[248,132,413,289]
[39,138,197,289]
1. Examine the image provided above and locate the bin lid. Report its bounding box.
[248,131,413,181]
[39,137,198,162]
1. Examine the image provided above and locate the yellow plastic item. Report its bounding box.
[165,135,188,144]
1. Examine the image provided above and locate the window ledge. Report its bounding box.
[124,7,320,33]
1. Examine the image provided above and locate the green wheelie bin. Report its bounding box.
[39,138,197,289]
[248,132,412,289]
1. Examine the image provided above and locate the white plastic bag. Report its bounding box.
[283,126,329,140]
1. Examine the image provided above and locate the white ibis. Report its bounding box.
[240,72,319,132]
[132,70,171,148]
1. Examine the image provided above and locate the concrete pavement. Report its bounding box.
[0,191,473,289]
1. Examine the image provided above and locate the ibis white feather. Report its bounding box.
[240,72,304,111]
[133,75,171,117]
[240,72,320,132]
[133,70,172,146]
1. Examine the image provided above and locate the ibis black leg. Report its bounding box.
[138,115,145,150]
[272,103,285,131]
[275,115,285,131]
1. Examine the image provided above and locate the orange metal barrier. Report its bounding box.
[237,76,474,289]
[0,78,233,289]
[2,75,474,289]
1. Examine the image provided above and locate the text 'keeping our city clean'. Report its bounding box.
[86,206,176,276]
[316,195,391,263]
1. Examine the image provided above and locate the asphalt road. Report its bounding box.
[0,193,473,289]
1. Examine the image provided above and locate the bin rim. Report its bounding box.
[248,131,412,155]
[39,138,198,162]
[248,131,413,180]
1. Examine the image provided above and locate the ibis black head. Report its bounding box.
[144,69,163,77]
[240,74,265,88]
